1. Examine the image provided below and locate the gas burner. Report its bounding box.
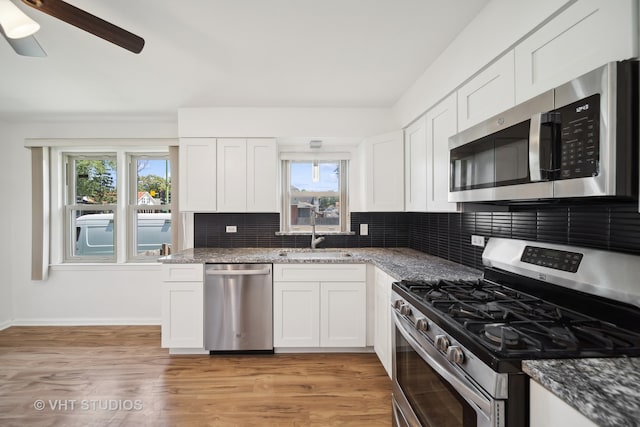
[484,323,521,348]
[469,288,492,301]
[547,326,579,349]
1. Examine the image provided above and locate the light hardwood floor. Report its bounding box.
[0,326,392,426]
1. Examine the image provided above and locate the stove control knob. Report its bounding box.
[434,335,450,352]
[446,346,465,365]
[415,318,429,332]
[399,304,412,316]
[393,300,404,310]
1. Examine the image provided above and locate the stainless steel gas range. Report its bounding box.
[391,238,640,427]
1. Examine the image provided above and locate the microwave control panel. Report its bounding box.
[557,94,600,180]
[521,246,583,273]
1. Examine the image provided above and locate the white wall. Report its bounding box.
[392,0,574,127]
[5,108,395,326]
[7,116,178,326]
[178,107,398,138]
[0,120,13,329]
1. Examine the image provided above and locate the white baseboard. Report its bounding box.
[0,320,12,331]
[274,346,375,354]
[11,318,161,326]
[168,348,209,355]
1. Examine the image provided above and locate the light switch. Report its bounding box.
[226,225,237,233]
[360,224,369,236]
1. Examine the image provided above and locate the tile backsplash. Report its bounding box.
[194,202,640,270]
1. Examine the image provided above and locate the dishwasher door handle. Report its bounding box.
[205,268,271,276]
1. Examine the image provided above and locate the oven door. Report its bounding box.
[391,310,502,427]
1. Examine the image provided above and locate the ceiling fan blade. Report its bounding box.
[0,25,46,56]
[21,0,144,54]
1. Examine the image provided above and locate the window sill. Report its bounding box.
[275,231,355,236]
[51,263,163,272]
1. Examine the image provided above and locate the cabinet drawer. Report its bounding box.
[274,264,366,282]
[162,263,204,282]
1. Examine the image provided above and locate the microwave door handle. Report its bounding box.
[529,113,543,182]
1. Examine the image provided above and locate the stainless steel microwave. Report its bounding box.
[448,60,638,203]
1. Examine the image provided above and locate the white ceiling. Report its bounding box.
[0,0,489,119]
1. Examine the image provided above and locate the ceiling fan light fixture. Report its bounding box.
[0,0,40,39]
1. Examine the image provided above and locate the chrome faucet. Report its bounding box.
[299,202,325,249]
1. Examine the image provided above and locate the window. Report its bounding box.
[282,159,348,233]
[63,151,171,263]
[129,156,172,260]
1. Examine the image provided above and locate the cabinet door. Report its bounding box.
[217,138,247,212]
[425,93,458,212]
[529,379,598,427]
[273,282,320,347]
[515,0,636,103]
[246,138,278,212]
[364,131,404,211]
[457,50,515,131]
[161,282,204,348]
[179,138,216,212]
[374,268,392,377]
[320,282,366,347]
[404,117,428,212]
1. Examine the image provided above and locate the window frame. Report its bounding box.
[281,159,349,234]
[127,154,172,262]
[56,148,171,264]
[64,154,118,263]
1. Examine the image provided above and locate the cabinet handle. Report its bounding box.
[205,268,271,276]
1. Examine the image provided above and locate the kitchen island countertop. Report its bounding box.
[160,247,483,282]
[523,358,640,427]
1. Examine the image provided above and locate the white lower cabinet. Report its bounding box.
[161,264,204,349]
[374,267,393,377]
[273,282,320,347]
[273,264,367,348]
[529,379,597,427]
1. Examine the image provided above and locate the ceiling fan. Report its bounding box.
[0,0,144,57]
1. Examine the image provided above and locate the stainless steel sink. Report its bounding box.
[278,251,353,259]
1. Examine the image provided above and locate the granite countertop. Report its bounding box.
[163,247,640,424]
[160,247,482,282]
[523,358,640,427]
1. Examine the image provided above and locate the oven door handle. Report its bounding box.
[393,311,493,419]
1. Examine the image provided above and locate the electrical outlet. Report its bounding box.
[360,224,369,236]
[225,225,237,233]
[471,235,485,247]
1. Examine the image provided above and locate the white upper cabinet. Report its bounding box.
[216,138,278,213]
[404,117,428,211]
[457,50,515,132]
[425,93,458,212]
[246,139,278,212]
[404,96,458,213]
[179,138,217,212]
[515,0,637,103]
[364,130,404,211]
[180,137,276,213]
[217,139,247,212]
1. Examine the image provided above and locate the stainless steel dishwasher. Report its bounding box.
[204,263,273,353]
